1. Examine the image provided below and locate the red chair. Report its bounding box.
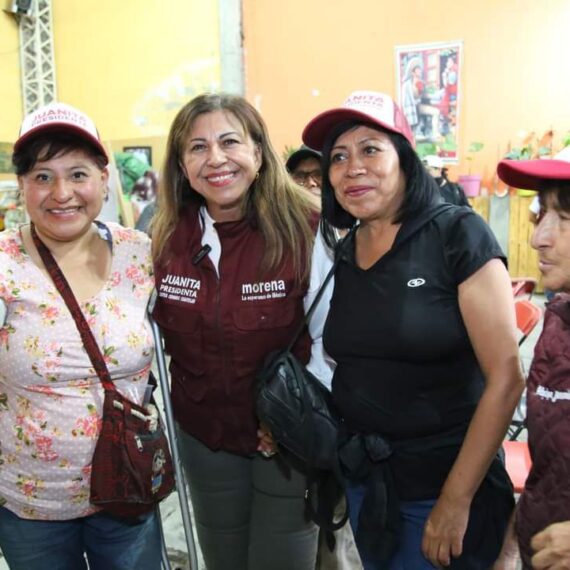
[503,440,532,493]
[511,278,537,300]
[503,300,542,494]
[515,299,542,347]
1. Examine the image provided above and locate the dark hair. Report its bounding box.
[319,120,439,248]
[12,132,108,176]
[538,181,570,212]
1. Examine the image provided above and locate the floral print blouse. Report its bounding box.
[0,223,154,520]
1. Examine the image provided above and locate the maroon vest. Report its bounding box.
[153,203,310,455]
[516,296,570,566]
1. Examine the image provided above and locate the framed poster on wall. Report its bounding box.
[123,146,152,167]
[395,40,463,162]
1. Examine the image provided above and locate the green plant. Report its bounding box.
[416,142,438,159]
[505,130,554,161]
[504,146,533,160]
[282,145,297,163]
[466,141,484,175]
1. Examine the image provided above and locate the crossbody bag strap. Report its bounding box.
[30,223,116,392]
[285,225,356,353]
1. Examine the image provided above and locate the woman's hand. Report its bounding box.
[422,493,470,567]
[530,521,570,569]
[257,422,278,457]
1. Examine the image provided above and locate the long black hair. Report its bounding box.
[319,120,439,249]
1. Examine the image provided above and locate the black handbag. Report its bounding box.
[256,349,340,471]
[255,228,355,533]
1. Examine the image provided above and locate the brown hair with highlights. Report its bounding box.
[152,93,318,282]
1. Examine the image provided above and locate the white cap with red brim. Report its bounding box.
[302,90,415,151]
[14,102,109,164]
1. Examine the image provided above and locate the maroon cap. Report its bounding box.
[497,150,570,191]
[302,90,415,151]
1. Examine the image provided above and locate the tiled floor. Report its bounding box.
[0,295,547,569]
[159,491,204,570]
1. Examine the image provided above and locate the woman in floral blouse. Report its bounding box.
[0,103,161,570]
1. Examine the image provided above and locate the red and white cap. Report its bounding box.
[302,90,415,151]
[497,146,570,191]
[14,102,108,164]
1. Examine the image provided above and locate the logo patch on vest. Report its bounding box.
[241,280,287,301]
[158,273,201,304]
[536,385,570,403]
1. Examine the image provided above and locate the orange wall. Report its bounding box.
[243,0,570,190]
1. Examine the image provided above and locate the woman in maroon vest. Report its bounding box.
[495,154,570,569]
[151,93,319,570]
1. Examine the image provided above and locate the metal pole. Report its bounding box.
[157,508,173,570]
[149,292,199,570]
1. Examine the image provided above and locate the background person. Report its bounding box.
[305,228,363,570]
[134,170,159,235]
[131,169,158,228]
[0,103,160,570]
[494,155,570,570]
[286,143,362,570]
[286,144,323,197]
[423,154,470,207]
[302,90,524,569]
[151,93,319,570]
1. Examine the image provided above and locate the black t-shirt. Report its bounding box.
[324,206,505,498]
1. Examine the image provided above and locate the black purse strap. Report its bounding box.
[287,354,350,532]
[30,223,116,393]
[285,226,356,353]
